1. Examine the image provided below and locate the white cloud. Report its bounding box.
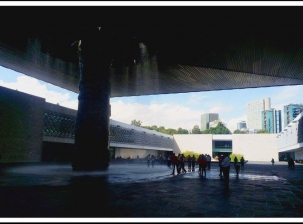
[274,85,303,101]
[209,106,233,114]
[0,75,206,131]
[110,100,205,130]
[0,75,78,110]
[186,93,208,105]
[272,85,303,110]
[60,100,78,110]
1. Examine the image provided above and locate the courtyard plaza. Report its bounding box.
[0,160,302,219]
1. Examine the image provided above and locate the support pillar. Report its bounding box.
[72,27,112,171]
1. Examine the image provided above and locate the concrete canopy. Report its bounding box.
[0,6,303,97]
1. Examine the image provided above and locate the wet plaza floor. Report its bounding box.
[0,161,302,219]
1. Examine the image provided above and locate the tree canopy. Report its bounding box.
[131,120,232,135]
[131,119,142,127]
[141,124,189,135]
[201,122,231,134]
[191,125,201,134]
[256,129,270,134]
[233,129,246,134]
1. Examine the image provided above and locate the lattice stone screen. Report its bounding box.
[43,110,174,149]
[43,110,76,138]
[109,125,174,149]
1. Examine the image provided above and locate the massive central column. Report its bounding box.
[72,27,112,171]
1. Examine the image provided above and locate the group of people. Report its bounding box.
[149,152,248,180]
[272,157,297,169]
[146,154,156,167]
[169,153,215,177]
[218,155,246,180]
[170,153,188,175]
[196,154,212,177]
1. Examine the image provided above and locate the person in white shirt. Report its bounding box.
[221,155,231,181]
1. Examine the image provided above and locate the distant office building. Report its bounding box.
[237,121,247,130]
[262,108,282,133]
[201,113,219,131]
[284,104,303,128]
[246,98,271,131]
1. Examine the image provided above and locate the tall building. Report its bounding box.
[262,108,282,133]
[246,98,271,131]
[284,104,303,127]
[201,113,219,131]
[237,121,247,130]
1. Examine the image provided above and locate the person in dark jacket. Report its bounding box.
[240,156,245,170]
[219,155,224,176]
[171,153,178,175]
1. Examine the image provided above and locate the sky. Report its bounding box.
[1,66,303,133]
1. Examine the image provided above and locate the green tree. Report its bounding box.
[233,129,246,134]
[158,126,165,133]
[177,127,189,134]
[191,125,201,134]
[201,122,231,134]
[229,153,244,162]
[182,150,200,160]
[137,124,189,135]
[151,125,158,131]
[257,129,270,134]
[131,119,142,127]
[166,128,178,135]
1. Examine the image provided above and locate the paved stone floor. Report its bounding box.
[0,161,302,221]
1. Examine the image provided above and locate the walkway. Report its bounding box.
[0,161,302,219]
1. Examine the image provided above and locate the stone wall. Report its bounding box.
[0,86,45,163]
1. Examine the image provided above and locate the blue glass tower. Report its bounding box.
[262,108,282,133]
[284,104,303,127]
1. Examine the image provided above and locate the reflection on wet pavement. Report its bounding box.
[0,162,302,217]
[0,162,285,187]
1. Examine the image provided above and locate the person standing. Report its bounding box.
[288,157,295,169]
[218,155,224,176]
[177,153,181,174]
[187,155,192,172]
[197,154,202,175]
[240,156,245,170]
[167,154,171,168]
[271,158,275,166]
[171,153,178,175]
[191,155,196,171]
[234,157,240,177]
[198,154,207,177]
[151,155,155,167]
[221,155,231,181]
[147,154,151,167]
[179,154,187,173]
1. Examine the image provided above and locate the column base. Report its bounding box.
[72,149,110,171]
[72,161,110,171]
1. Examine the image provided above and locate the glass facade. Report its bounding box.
[212,140,232,158]
[284,104,303,128]
[262,108,281,133]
